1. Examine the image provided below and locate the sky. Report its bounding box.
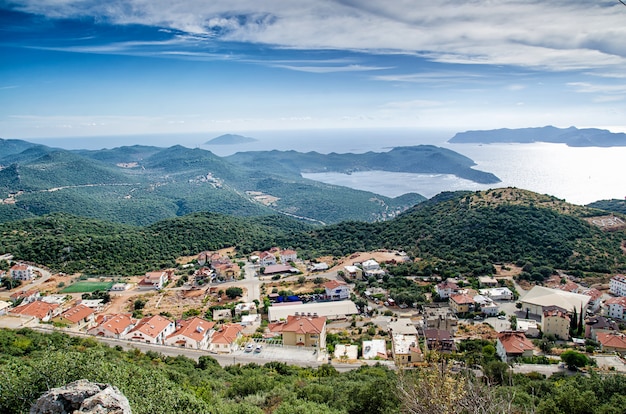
[1,0,626,143]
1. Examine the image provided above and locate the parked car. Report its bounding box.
[245,343,254,352]
[498,315,506,320]
[254,345,263,353]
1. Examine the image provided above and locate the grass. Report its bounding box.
[60,281,113,293]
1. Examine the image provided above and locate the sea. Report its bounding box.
[29,128,626,206]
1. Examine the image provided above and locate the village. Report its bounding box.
[1,247,626,374]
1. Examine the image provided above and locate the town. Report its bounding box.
[1,246,625,375]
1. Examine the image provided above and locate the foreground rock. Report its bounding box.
[30,379,131,414]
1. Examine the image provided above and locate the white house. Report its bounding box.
[124,315,175,344]
[10,264,34,281]
[604,297,626,320]
[323,280,350,300]
[479,287,514,301]
[165,317,215,349]
[208,323,244,353]
[362,259,385,278]
[89,314,136,339]
[259,251,277,267]
[580,288,603,313]
[436,280,459,299]
[139,271,170,290]
[496,331,534,362]
[343,265,363,280]
[609,275,626,297]
[280,249,298,264]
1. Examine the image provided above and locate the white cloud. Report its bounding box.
[11,0,626,73]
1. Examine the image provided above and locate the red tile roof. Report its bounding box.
[543,308,570,322]
[211,323,244,344]
[581,288,602,301]
[269,315,326,335]
[60,304,95,323]
[10,289,39,300]
[450,293,475,305]
[10,301,58,319]
[596,332,626,350]
[128,315,173,338]
[497,331,534,355]
[94,314,136,335]
[323,280,347,290]
[605,297,626,307]
[168,317,215,342]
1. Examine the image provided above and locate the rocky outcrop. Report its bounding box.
[30,379,131,414]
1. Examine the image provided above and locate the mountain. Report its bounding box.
[226,145,500,184]
[448,126,626,147]
[204,133,257,145]
[0,139,428,226]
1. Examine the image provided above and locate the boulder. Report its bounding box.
[30,379,131,414]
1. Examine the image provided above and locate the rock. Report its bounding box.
[30,379,131,414]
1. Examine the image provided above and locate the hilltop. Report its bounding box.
[204,133,257,145]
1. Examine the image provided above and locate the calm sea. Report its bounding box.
[30,128,626,205]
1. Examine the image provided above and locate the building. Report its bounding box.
[88,314,136,339]
[280,249,298,264]
[603,297,626,320]
[362,339,388,360]
[479,287,514,301]
[110,283,132,291]
[212,308,233,321]
[165,317,215,349]
[267,301,358,322]
[520,286,590,318]
[52,304,96,329]
[259,251,277,267]
[473,294,499,316]
[269,314,327,349]
[478,276,499,288]
[423,329,456,353]
[323,280,350,300]
[596,332,626,355]
[10,264,34,281]
[391,334,423,366]
[0,300,11,315]
[435,280,459,299]
[9,301,59,322]
[580,288,604,313]
[125,315,175,344]
[209,323,244,353]
[343,265,363,280]
[139,271,171,290]
[449,293,475,314]
[9,289,40,304]
[585,315,619,340]
[541,307,571,340]
[496,331,534,362]
[234,302,257,315]
[362,259,385,278]
[609,275,626,297]
[423,304,458,333]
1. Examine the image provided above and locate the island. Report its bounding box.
[448,126,626,147]
[204,134,258,145]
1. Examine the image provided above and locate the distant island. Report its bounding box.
[448,126,626,147]
[204,134,257,145]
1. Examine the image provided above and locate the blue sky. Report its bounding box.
[1,0,626,141]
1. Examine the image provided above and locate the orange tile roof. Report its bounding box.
[95,314,136,334]
[605,297,626,307]
[10,289,39,300]
[581,288,602,301]
[128,315,173,338]
[543,308,570,322]
[497,331,534,355]
[323,280,347,290]
[60,304,95,323]
[450,293,475,305]
[168,317,215,342]
[210,323,244,344]
[10,301,58,319]
[596,332,626,350]
[269,315,326,335]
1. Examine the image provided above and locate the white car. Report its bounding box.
[244,343,254,352]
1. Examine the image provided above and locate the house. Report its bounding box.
[596,332,626,355]
[496,331,534,362]
[139,271,171,290]
[165,317,215,349]
[9,301,59,322]
[234,302,257,315]
[609,274,626,297]
[580,288,603,313]
[541,307,570,340]
[343,265,363,280]
[423,329,456,353]
[209,323,244,353]
[388,318,419,335]
[267,301,358,322]
[263,264,298,275]
[362,339,388,360]
[449,293,475,314]
[269,314,327,349]
[10,263,34,281]
[259,251,277,267]
[478,276,499,288]
[479,287,514,301]
[334,344,359,361]
[88,314,136,339]
[212,262,239,281]
[280,249,298,264]
[110,283,132,292]
[585,315,619,340]
[436,280,459,299]
[310,262,329,272]
[77,299,105,312]
[52,304,96,329]
[423,304,458,333]
[392,334,423,366]
[9,289,40,304]
[362,259,385,278]
[0,300,12,315]
[323,280,350,301]
[556,280,580,293]
[520,286,590,318]
[124,315,175,344]
[473,294,499,316]
[603,296,626,320]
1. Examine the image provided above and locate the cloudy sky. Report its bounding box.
[1,0,626,140]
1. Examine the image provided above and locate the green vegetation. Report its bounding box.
[60,281,114,293]
[1,329,626,414]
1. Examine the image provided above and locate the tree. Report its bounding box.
[225,287,243,299]
[561,350,589,370]
[298,275,307,285]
